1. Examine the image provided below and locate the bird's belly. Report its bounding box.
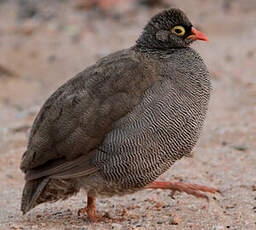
[79,173,142,197]
[93,109,204,191]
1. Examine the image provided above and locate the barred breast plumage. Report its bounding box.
[20,8,214,220]
[94,48,210,192]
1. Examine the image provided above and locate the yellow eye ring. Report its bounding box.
[171,25,186,37]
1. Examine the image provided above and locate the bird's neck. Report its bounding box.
[132,44,185,56]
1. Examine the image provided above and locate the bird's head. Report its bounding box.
[136,8,208,49]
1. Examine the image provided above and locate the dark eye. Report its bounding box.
[175,28,182,34]
[171,25,186,37]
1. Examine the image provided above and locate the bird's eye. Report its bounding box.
[171,25,186,37]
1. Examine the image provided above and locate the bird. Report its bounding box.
[20,8,218,222]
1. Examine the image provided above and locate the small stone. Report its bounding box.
[252,185,256,191]
[226,205,235,209]
[154,201,164,209]
[54,211,62,215]
[112,223,122,230]
[169,215,181,225]
[0,64,17,78]
[48,54,57,63]
[222,141,228,146]
[11,226,23,230]
[225,54,233,62]
[103,212,111,219]
[21,26,35,36]
[233,144,248,151]
[121,208,127,216]
[247,50,254,58]
[127,205,140,210]
[128,214,139,219]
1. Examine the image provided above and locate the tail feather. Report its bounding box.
[21,178,80,214]
[21,178,50,214]
[21,153,98,214]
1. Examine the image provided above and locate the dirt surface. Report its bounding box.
[0,0,256,229]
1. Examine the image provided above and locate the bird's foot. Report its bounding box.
[78,206,103,222]
[78,207,126,223]
[78,195,126,223]
[146,181,220,200]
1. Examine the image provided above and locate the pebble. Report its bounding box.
[247,50,254,58]
[11,226,23,230]
[112,223,122,230]
[0,64,17,78]
[233,144,248,151]
[169,215,181,225]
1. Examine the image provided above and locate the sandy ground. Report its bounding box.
[0,0,256,229]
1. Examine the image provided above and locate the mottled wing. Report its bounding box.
[20,49,159,180]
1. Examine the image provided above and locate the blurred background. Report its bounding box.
[0,0,255,229]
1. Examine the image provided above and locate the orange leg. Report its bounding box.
[145,181,220,200]
[78,195,101,222]
[78,194,126,223]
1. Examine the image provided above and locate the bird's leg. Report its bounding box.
[145,181,219,200]
[86,195,98,222]
[78,190,101,222]
[78,191,126,223]
[78,195,117,222]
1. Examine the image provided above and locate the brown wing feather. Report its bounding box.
[25,151,97,181]
[20,48,159,179]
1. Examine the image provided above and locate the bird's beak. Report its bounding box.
[187,27,208,41]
